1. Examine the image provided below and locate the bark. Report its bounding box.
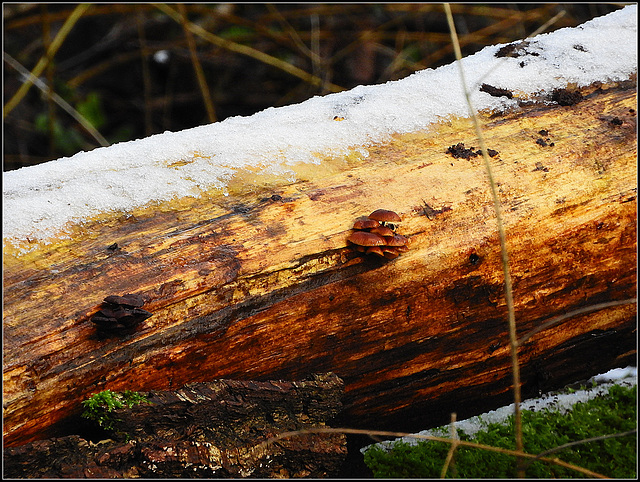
[2,373,346,478]
[3,80,637,448]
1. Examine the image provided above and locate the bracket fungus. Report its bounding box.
[90,293,153,335]
[348,209,409,259]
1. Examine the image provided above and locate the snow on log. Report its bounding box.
[3,6,637,448]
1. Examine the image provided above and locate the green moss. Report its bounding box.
[364,384,636,478]
[81,389,151,432]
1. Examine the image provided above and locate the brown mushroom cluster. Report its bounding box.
[347,209,409,259]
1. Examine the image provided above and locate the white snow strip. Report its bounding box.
[3,6,637,250]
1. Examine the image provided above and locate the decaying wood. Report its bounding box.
[3,373,346,478]
[3,80,637,448]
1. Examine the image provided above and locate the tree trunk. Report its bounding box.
[3,373,346,478]
[3,80,637,448]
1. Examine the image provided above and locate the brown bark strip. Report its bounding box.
[3,80,637,447]
[2,373,346,478]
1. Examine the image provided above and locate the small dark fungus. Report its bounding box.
[533,162,549,172]
[480,83,513,99]
[495,40,539,59]
[91,293,152,334]
[474,148,499,157]
[104,293,145,307]
[536,138,549,147]
[551,88,582,106]
[446,143,479,160]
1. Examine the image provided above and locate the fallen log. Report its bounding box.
[3,373,346,478]
[3,78,636,448]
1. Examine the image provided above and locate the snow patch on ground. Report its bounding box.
[366,366,637,451]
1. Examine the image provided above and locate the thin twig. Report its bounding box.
[528,10,567,37]
[440,412,459,478]
[41,4,57,155]
[155,3,344,93]
[176,4,217,123]
[136,8,154,136]
[258,427,609,479]
[265,4,319,64]
[443,3,524,476]
[4,3,92,119]
[3,52,109,147]
[310,13,323,89]
[67,51,141,88]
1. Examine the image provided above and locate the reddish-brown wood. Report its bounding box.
[3,81,637,447]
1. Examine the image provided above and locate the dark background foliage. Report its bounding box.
[3,4,622,171]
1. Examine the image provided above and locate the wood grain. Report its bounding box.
[3,80,637,447]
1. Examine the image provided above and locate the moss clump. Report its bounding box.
[81,389,150,432]
[364,384,636,478]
